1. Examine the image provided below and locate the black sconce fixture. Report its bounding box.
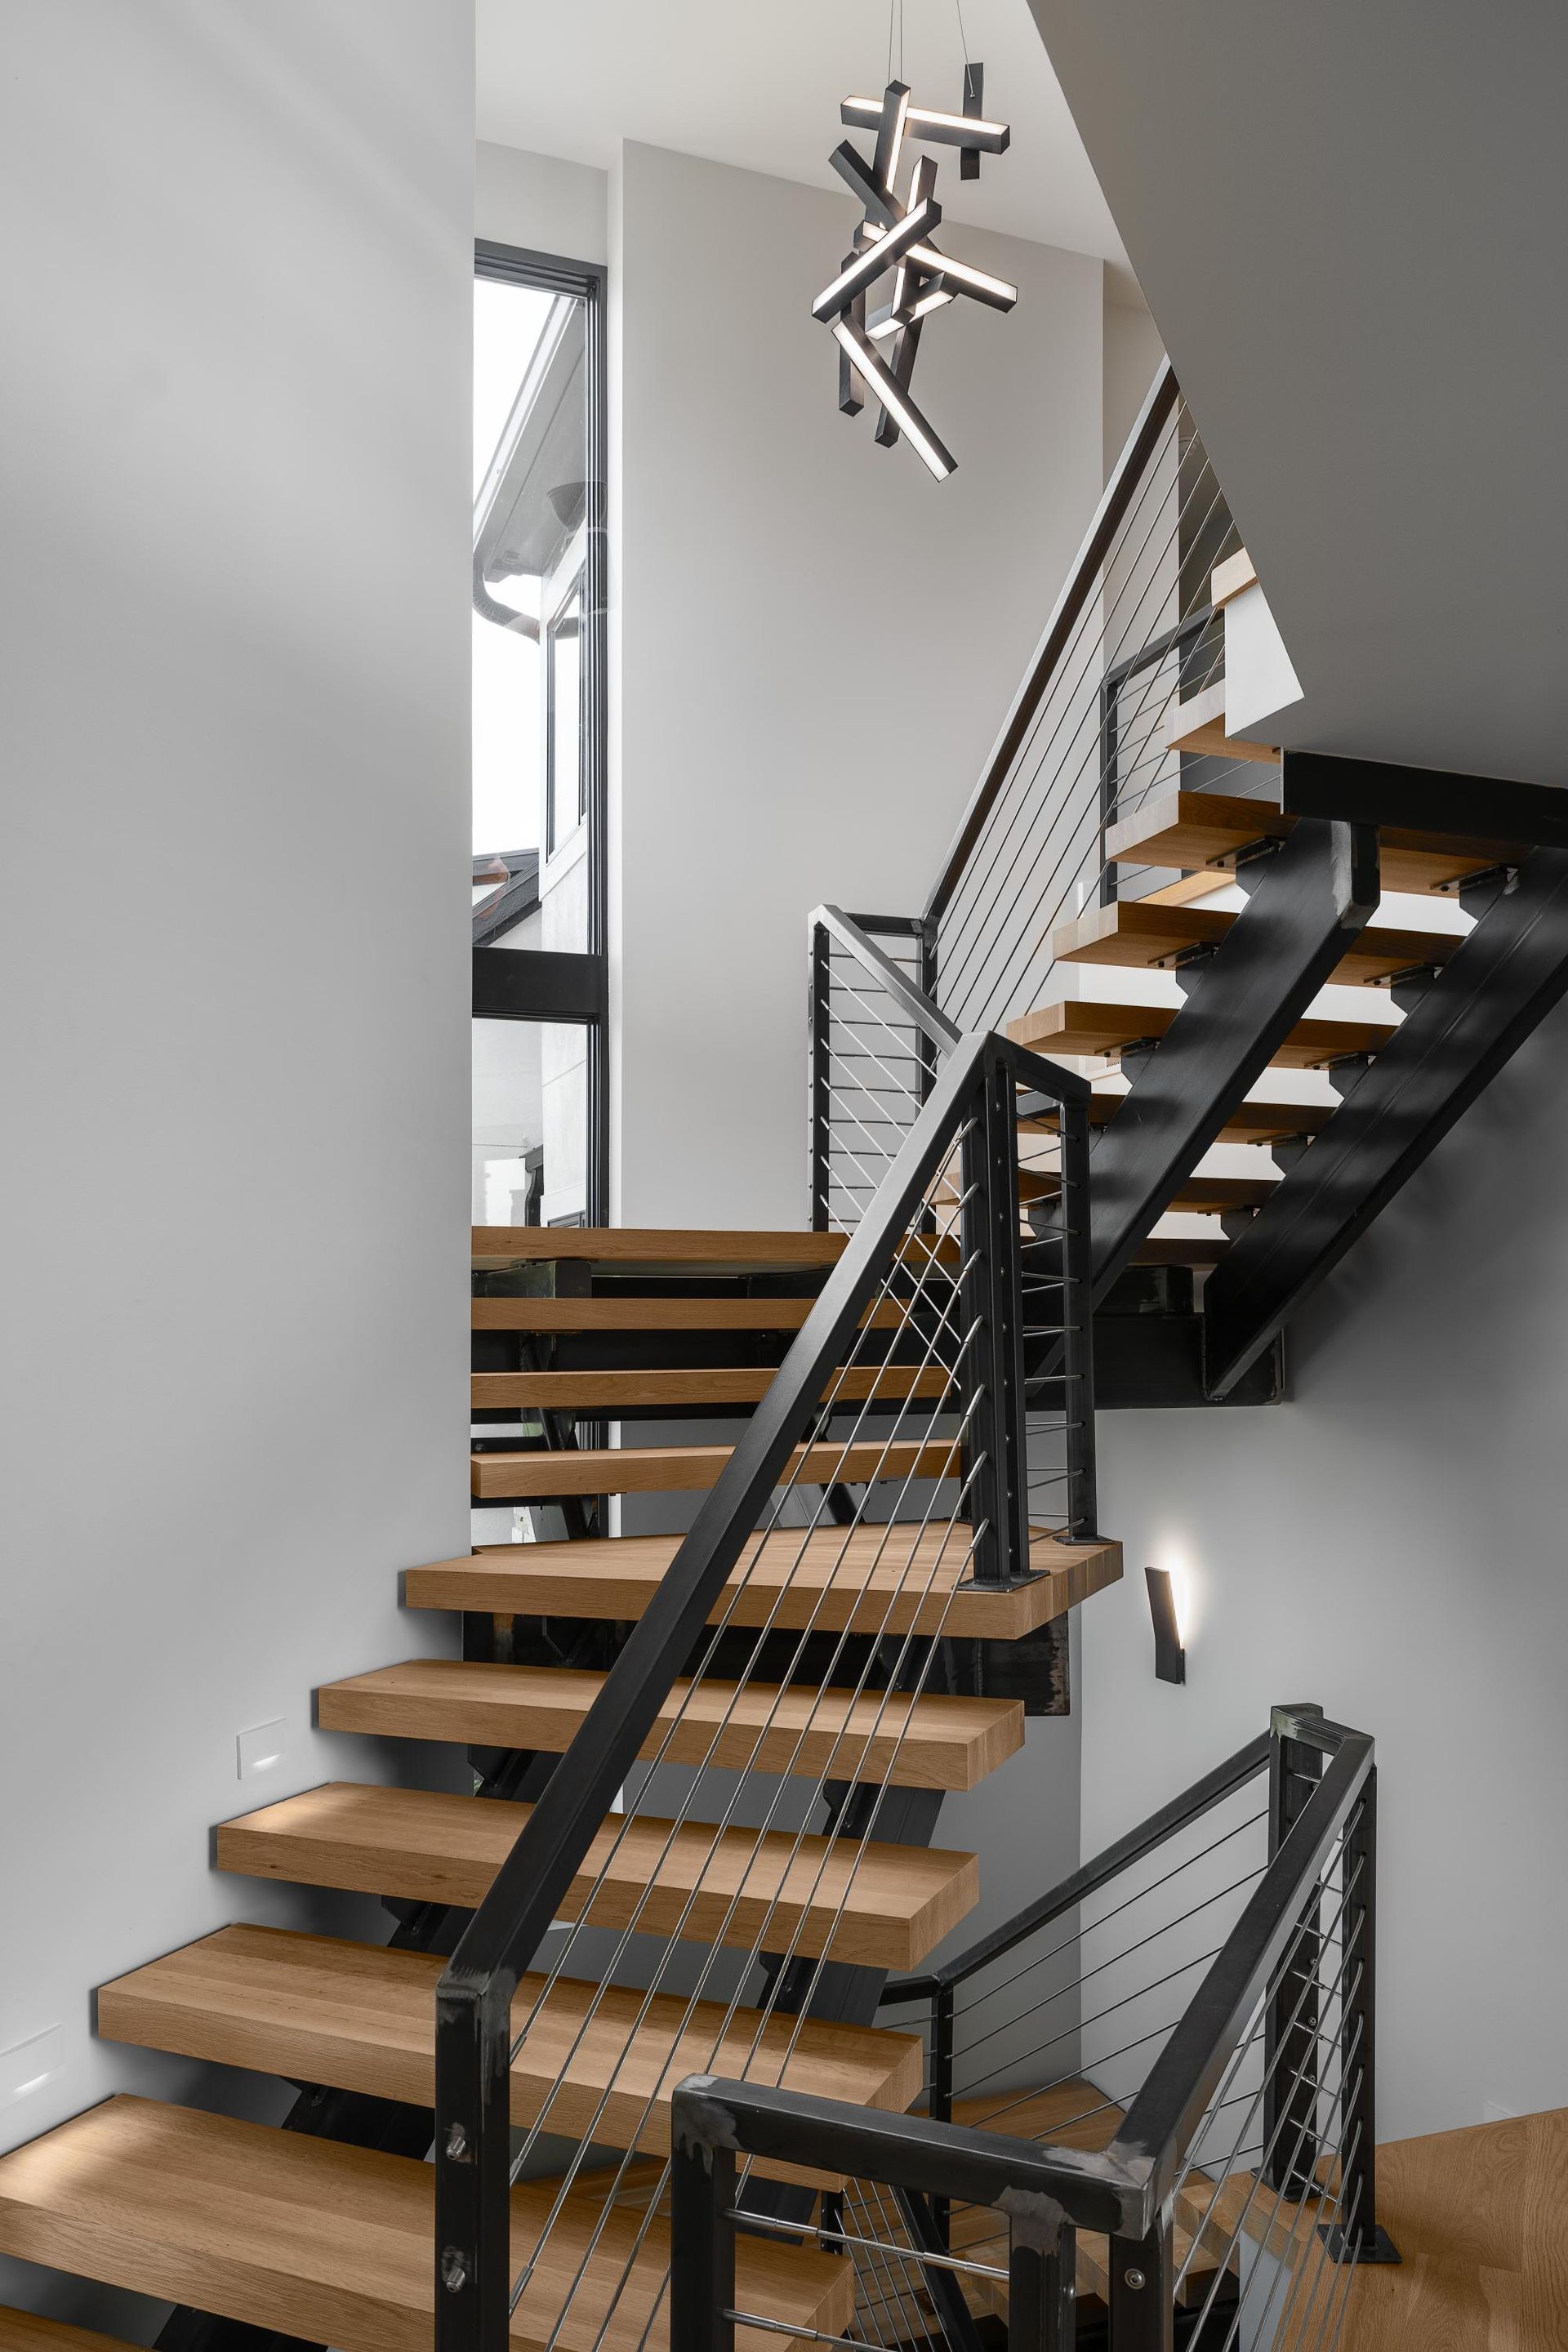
[1145,1566,1186,1686]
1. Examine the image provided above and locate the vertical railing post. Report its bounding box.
[809,917,832,1232]
[1009,2205,1079,2350]
[1057,1093,1098,1540]
[1265,1704,1325,2196]
[1098,674,1121,909]
[1107,2220,1173,2352]
[670,2128,737,2352]
[434,1977,514,2352]
[961,1048,1029,1584]
[1336,1762,1396,2260]
[918,915,941,1106]
[930,1980,956,2244]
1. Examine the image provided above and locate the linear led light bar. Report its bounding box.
[841,95,1010,154]
[866,286,956,339]
[831,318,956,481]
[812,194,942,322]
[872,82,911,196]
[860,221,1017,312]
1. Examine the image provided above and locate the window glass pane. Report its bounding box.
[472,274,589,876]
[472,1016,541,1226]
[471,1013,590,1230]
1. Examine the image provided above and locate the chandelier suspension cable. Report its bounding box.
[952,0,970,67]
[886,0,904,85]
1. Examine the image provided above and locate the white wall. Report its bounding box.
[477,138,608,265]
[608,140,1104,1232]
[0,0,473,2319]
[1083,1003,1568,2142]
[1102,278,1163,478]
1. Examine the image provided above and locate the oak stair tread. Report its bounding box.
[1105,787,1531,896]
[1135,1237,1228,1267]
[316,1659,1023,1793]
[1008,998,1399,1072]
[1172,2163,1336,2270]
[0,2096,849,2352]
[0,2312,142,2352]
[97,1924,921,2171]
[471,1364,951,1412]
[470,1435,961,1501]
[1019,1168,1276,1214]
[406,1526,1124,1640]
[474,1226,849,1270]
[472,1295,908,1334]
[1030,1090,1335,1145]
[944,2084,1229,2314]
[1053,898,1466,987]
[472,1227,956,1274]
[1162,681,1279,764]
[216,1781,978,1968]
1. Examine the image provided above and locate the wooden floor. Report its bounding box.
[1331,2107,1568,2350]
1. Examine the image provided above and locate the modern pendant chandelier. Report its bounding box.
[813,5,1016,480]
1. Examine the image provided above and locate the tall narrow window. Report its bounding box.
[470,243,606,1231]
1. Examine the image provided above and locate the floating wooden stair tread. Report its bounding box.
[1135,1237,1227,1267]
[473,1296,906,1334]
[1028,1089,1334,1146]
[1161,681,1279,764]
[471,1364,951,1412]
[473,1226,849,1271]
[942,2086,1228,2315]
[407,1526,1123,1640]
[318,1659,1023,1792]
[1105,788,1530,895]
[470,1434,962,1500]
[1163,1175,1276,1212]
[1009,998,1399,1072]
[0,2096,849,2352]
[98,1925,921,2168]
[1053,899,1466,987]
[1173,2164,1335,2272]
[217,1782,978,1968]
[1024,1166,1276,1214]
[473,1226,956,1276]
[0,2314,142,2352]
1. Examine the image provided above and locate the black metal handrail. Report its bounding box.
[924,359,1180,930]
[435,1009,1094,2350]
[882,1727,1272,2005]
[671,1705,1387,2350]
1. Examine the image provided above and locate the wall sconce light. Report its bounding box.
[1145,1566,1186,1685]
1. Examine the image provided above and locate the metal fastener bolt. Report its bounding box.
[1124,2268,1146,2291]
[441,2249,470,2294]
[445,2122,469,2161]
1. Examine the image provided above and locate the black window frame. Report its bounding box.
[472,238,608,1225]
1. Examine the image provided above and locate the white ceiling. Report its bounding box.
[476,0,1129,267]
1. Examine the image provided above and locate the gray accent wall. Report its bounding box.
[1030,0,1568,787]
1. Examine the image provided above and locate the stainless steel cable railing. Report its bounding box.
[914,360,1268,1045]
[671,1705,1390,2352]
[809,906,1097,1550]
[435,929,1097,2352]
